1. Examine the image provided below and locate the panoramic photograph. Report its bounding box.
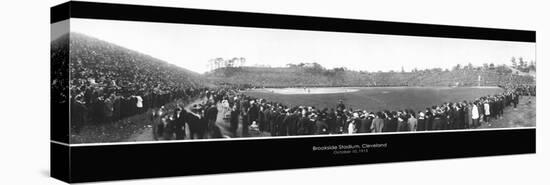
[51,18,536,144]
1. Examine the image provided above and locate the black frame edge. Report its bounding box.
[51,5,72,182]
[51,1,71,24]
[67,1,535,42]
[49,1,536,183]
[51,143,71,183]
[68,128,535,182]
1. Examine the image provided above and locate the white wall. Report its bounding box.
[0,0,547,184]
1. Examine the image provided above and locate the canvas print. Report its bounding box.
[52,18,536,144]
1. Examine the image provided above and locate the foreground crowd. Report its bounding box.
[150,84,535,140]
[68,33,205,133]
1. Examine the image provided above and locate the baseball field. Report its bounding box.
[243,86,504,112]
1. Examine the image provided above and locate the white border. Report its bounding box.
[51,140,70,147]
[53,126,536,147]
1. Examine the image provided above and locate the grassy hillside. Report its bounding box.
[205,65,534,88]
[68,32,208,95]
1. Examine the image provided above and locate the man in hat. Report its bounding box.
[432,108,444,130]
[358,111,373,133]
[471,102,479,128]
[407,112,418,131]
[161,113,175,140]
[326,108,337,134]
[450,103,461,130]
[152,107,167,140]
[370,112,384,133]
[465,102,472,129]
[297,109,309,135]
[229,104,240,136]
[336,100,346,113]
[314,111,329,135]
[484,100,491,123]
[205,103,219,133]
[173,107,186,140]
[347,115,357,134]
[383,111,398,132]
[417,111,426,131]
[273,110,285,136]
[248,101,260,127]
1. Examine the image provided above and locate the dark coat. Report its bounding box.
[432,115,444,130]
[326,112,337,133]
[186,111,207,139]
[417,117,426,131]
[371,118,384,133]
[425,112,433,131]
[315,119,329,134]
[173,111,186,139]
[229,109,240,133]
[397,118,409,132]
[358,118,373,133]
[206,106,218,121]
[248,105,259,123]
[383,118,398,132]
[451,109,461,129]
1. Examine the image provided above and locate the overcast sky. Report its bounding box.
[70,18,535,74]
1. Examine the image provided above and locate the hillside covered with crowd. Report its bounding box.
[65,33,209,132]
[205,62,535,88]
[51,34,69,105]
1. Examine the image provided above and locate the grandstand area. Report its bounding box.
[205,64,534,88]
[53,33,211,143]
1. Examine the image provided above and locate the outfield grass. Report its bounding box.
[243,86,504,112]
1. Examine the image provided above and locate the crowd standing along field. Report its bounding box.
[243,87,504,114]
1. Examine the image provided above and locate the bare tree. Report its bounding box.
[518,57,525,70]
[511,57,517,68]
[227,58,234,67]
[217,57,224,69]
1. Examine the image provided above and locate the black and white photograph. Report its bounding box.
[52,17,536,145]
[0,0,543,184]
[5,0,550,184]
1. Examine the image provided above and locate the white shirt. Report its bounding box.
[472,105,479,119]
[484,103,490,115]
[348,123,356,134]
[136,96,143,108]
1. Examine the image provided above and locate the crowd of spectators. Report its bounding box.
[51,34,69,105]
[67,33,207,133]
[205,84,535,137]
[207,65,535,88]
[59,33,536,139]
